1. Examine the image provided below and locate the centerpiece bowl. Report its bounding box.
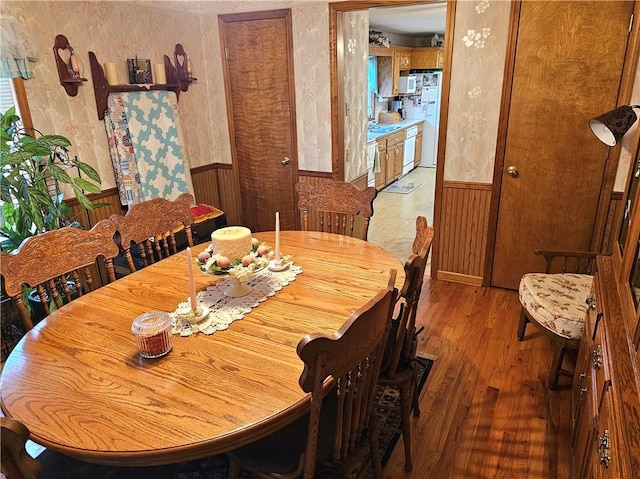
[196,238,272,297]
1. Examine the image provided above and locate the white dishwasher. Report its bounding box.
[402,125,418,176]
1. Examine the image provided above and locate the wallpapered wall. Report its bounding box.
[444,0,510,183]
[3,0,637,199]
[0,0,334,196]
[341,10,369,182]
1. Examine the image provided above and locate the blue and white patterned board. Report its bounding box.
[118,91,192,201]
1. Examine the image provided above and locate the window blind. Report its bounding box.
[0,78,19,116]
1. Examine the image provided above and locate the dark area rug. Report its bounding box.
[37,358,433,479]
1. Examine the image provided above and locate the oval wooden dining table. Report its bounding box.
[0,231,404,466]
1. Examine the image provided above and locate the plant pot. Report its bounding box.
[27,281,80,323]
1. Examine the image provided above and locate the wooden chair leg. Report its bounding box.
[398,381,413,472]
[548,340,567,390]
[227,456,241,479]
[368,415,383,479]
[517,310,529,341]
[410,365,421,417]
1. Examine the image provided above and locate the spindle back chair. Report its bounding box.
[296,180,377,240]
[0,220,119,332]
[378,216,433,471]
[227,270,398,479]
[110,193,194,274]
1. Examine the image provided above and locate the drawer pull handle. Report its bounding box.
[592,345,603,370]
[586,295,596,310]
[592,312,603,341]
[578,386,587,404]
[598,429,611,468]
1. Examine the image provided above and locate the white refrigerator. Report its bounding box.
[402,71,442,167]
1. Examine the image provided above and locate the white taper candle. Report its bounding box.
[275,212,281,261]
[186,247,197,311]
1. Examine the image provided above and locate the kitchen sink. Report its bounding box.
[369,124,401,133]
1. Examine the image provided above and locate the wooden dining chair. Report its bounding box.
[518,250,596,389]
[227,270,398,479]
[296,180,377,240]
[109,193,195,274]
[1,417,42,479]
[0,220,119,332]
[377,216,433,472]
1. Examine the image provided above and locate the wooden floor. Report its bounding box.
[382,278,573,479]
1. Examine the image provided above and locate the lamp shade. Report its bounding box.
[589,105,639,146]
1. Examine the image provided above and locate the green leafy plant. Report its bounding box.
[0,107,104,251]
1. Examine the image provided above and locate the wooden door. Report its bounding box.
[491,1,633,289]
[219,10,298,232]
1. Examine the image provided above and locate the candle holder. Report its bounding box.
[224,276,252,297]
[268,259,290,272]
[53,34,87,96]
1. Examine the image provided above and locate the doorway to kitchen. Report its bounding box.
[331,1,447,262]
[368,166,435,261]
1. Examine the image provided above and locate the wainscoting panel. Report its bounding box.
[67,189,124,229]
[192,164,242,226]
[438,181,491,283]
[191,165,221,210]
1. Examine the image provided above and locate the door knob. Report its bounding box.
[281,157,291,166]
[507,165,519,178]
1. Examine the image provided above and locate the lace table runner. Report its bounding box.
[170,265,303,336]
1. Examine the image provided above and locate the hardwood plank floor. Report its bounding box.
[382,279,572,478]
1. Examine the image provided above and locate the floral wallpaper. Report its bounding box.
[292,4,332,173]
[3,0,635,197]
[0,0,333,194]
[444,0,510,183]
[1,1,221,194]
[341,10,369,182]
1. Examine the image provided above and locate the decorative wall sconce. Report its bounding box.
[174,43,196,92]
[53,34,87,96]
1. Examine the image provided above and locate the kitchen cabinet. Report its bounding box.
[388,131,404,182]
[414,123,424,167]
[369,46,404,98]
[373,130,405,190]
[374,138,388,190]
[411,47,443,69]
[399,50,411,70]
[392,51,402,96]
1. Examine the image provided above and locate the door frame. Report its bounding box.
[483,1,640,286]
[328,0,455,278]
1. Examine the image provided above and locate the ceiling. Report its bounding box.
[122,1,447,35]
[368,3,447,36]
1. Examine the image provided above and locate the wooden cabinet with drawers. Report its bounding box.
[373,130,405,190]
[374,137,388,190]
[571,255,640,478]
[414,123,423,167]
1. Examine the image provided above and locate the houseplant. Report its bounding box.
[0,106,103,251]
[1,107,106,338]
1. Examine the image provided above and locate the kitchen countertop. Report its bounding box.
[367,119,424,142]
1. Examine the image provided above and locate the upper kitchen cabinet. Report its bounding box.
[412,47,443,69]
[398,49,411,70]
[370,45,402,97]
[371,47,395,98]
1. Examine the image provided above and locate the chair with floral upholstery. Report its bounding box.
[517,250,597,389]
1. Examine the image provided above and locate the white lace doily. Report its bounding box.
[171,264,303,336]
